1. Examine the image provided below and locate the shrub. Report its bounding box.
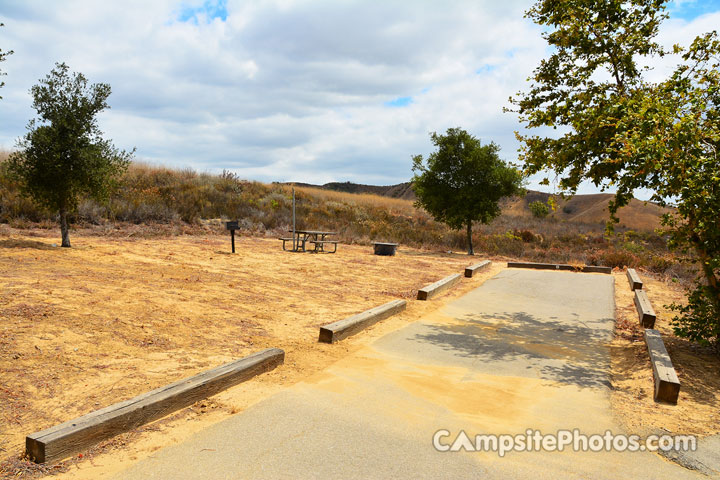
[514,229,537,243]
[529,200,550,218]
[670,285,720,352]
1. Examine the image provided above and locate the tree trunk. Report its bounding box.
[59,207,71,248]
[466,220,474,256]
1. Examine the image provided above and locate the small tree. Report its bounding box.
[0,22,14,99]
[9,63,132,247]
[412,128,523,255]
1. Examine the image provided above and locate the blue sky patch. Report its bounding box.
[178,0,228,24]
[667,0,720,20]
[384,96,413,107]
[476,64,496,74]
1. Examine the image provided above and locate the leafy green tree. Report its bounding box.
[9,63,133,247]
[615,34,720,348]
[510,0,667,198]
[511,0,720,350]
[0,23,14,99]
[412,128,523,255]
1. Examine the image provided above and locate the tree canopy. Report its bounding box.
[9,62,132,247]
[511,0,720,350]
[412,128,523,255]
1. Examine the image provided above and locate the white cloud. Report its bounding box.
[0,0,718,200]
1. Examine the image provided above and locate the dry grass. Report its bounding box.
[0,228,486,477]
[610,270,720,436]
[291,185,419,216]
[506,190,672,231]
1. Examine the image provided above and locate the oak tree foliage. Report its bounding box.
[9,63,133,247]
[412,128,523,255]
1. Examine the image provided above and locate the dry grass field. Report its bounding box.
[0,227,497,477]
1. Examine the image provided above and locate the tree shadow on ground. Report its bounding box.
[664,335,720,408]
[0,238,56,250]
[413,311,614,389]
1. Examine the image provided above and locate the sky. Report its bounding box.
[1,0,719,197]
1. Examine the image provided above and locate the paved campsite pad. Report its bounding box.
[112,270,703,479]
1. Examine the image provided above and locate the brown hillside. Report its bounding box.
[503,191,671,232]
[289,179,668,232]
[286,181,416,200]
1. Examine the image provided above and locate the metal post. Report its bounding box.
[292,187,296,251]
[231,230,235,253]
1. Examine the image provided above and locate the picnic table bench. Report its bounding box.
[280,230,338,253]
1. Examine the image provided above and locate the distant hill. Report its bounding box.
[503,190,670,231]
[287,180,670,231]
[287,181,416,200]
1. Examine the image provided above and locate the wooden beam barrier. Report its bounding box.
[507,262,611,274]
[417,274,462,300]
[627,268,643,291]
[318,300,407,344]
[26,348,285,464]
[464,260,491,278]
[644,329,681,404]
[634,289,657,328]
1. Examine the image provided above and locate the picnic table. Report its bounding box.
[280,230,338,253]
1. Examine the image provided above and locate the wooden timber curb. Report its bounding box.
[465,260,491,278]
[318,299,407,343]
[26,348,285,463]
[644,329,681,404]
[507,262,611,274]
[417,274,462,300]
[626,268,643,291]
[634,289,657,328]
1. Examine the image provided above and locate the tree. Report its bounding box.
[412,128,523,255]
[0,22,14,99]
[510,0,667,197]
[510,0,720,350]
[8,63,132,247]
[615,34,720,349]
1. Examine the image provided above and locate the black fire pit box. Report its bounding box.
[372,242,398,256]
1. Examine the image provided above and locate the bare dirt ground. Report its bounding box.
[1,226,719,478]
[611,270,720,437]
[0,227,502,478]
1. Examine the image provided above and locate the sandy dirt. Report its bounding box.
[0,228,502,478]
[610,270,720,437]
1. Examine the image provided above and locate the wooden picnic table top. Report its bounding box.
[289,230,336,235]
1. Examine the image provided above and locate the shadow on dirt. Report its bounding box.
[0,238,57,250]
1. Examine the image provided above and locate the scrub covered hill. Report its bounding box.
[0,154,685,280]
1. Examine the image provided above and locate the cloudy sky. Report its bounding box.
[1,0,719,195]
